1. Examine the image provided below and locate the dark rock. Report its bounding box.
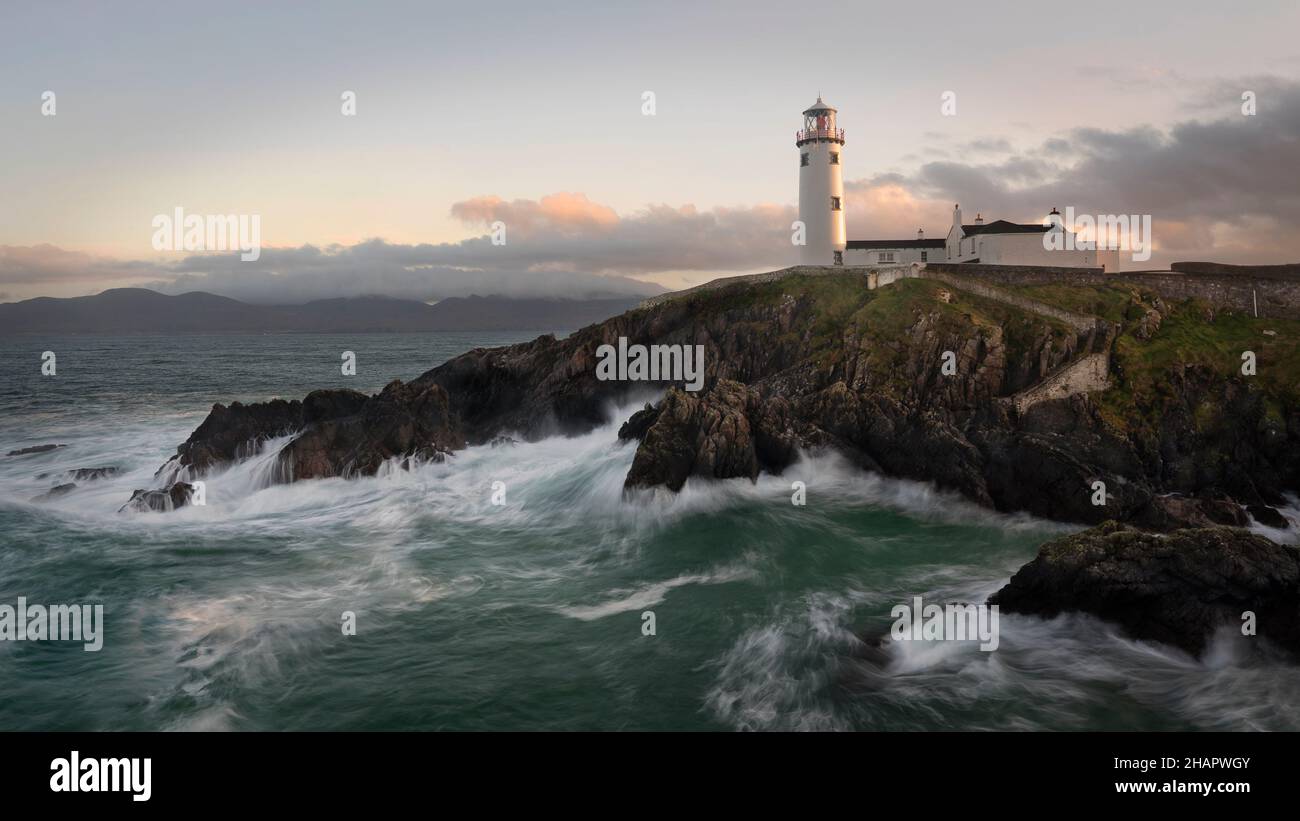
[617,403,661,442]
[621,381,804,492]
[161,398,305,479]
[1248,504,1291,529]
[302,389,368,424]
[1201,497,1252,527]
[138,381,464,511]
[31,482,77,502]
[7,444,66,456]
[119,482,196,513]
[155,385,451,485]
[624,381,764,492]
[37,466,119,481]
[990,521,1300,657]
[418,332,637,443]
[1132,494,1250,530]
[71,466,119,481]
[277,380,462,479]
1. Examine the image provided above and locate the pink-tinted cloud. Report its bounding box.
[451,192,620,239]
[0,244,160,285]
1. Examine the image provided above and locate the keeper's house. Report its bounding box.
[841,204,1121,271]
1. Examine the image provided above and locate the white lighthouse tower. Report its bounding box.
[796,96,846,265]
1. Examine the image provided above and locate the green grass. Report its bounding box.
[674,273,1298,440]
[679,273,1082,386]
[993,280,1298,428]
[1096,298,1299,436]
[1001,281,1143,323]
[685,272,870,320]
[1115,303,1299,392]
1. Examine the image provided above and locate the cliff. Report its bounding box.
[144,270,1298,531]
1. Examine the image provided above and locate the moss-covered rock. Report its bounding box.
[990,522,1300,657]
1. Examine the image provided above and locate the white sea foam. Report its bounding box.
[705,592,862,732]
[7,388,1300,731]
[1248,493,1300,545]
[2,393,1087,542]
[707,588,1300,732]
[555,562,756,621]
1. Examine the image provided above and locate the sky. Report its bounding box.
[1,0,1299,303]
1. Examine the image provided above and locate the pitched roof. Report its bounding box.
[962,219,1050,236]
[846,239,945,249]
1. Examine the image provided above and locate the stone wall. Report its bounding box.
[924,262,1300,320]
[1171,261,1300,280]
[1115,271,1300,319]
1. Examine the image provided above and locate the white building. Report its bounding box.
[796,97,847,265]
[797,98,1122,271]
[842,229,945,267]
[941,204,1120,270]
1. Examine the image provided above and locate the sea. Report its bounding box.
[1,332,1297,730]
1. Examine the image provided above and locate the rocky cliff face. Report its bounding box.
[138,273,1299,531]
[155,381,461,485]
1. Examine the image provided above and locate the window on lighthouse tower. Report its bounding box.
[830,152,839,164]
[831,196,841,211]
[800,153,809,167]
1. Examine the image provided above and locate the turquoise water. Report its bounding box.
[1,333,1297,731]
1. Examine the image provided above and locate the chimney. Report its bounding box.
[917,227,924,240]
[1048,207,1063,230]
[974,213,984,225]
[953,203,962,230]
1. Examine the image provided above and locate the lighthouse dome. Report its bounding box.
[803,96,837,114]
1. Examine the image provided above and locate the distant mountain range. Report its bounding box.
[0,289,648,334]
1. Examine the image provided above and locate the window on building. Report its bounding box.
[921,251,928,262]
[830,196,841,211]
[878,251,896,263]
[833,251,843,266]
[830,152,839,164]
[800,153,809,167]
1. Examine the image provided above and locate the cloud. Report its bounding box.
[0,239,664,303]
[858,77,1300,265]
[844,176,948,240]
[151,195,799,303]
[448,194,799,276]
[450,192,620,238]
[149,239,668,303]
[1,194,800,303]
[0,244,159,286]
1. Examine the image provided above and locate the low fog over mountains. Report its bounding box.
[0,288,643,334]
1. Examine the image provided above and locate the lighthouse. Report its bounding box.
[796,96,846,265]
